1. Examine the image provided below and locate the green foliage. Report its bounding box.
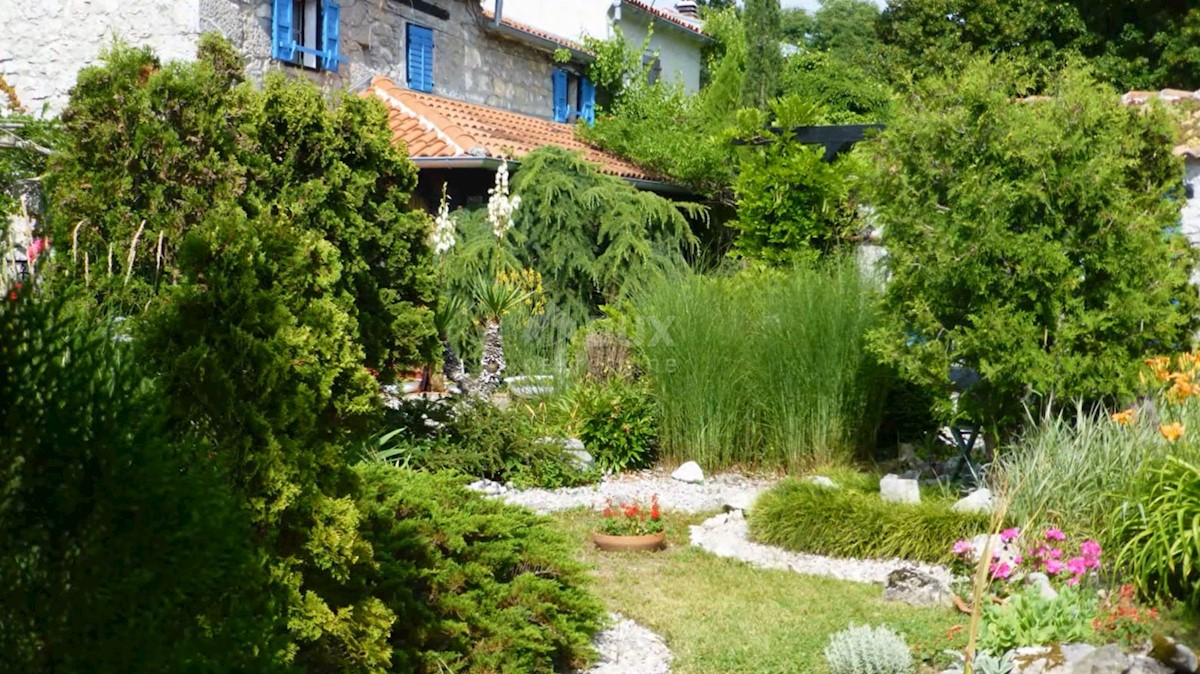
[134,204,392,671]
[568,379,659,472]
[823,624,915,674]
[1111,457,1200,608]
[636,261,884,471]
[732,97,862,264]
[376,399,599,489]
[0,78,56,220]
[442,147,700,347]
[741,0,784,110]
[44,35,436,373]
[781,50,894,123]
[353,464,607,674]
[978,584,1097,653]
[866,59,1198,434]
[748,478,992,564]
[997,402,1200,546]
[0,288,288,673]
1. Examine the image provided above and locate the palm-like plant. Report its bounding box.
[474,277,530,396]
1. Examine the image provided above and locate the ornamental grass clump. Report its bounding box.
[598,496,664,536]
[823,623,915,674]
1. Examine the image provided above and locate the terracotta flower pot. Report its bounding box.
[591,531,666,552]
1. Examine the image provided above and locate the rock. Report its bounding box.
[1013,644,1097,674]
[952,488,994,514]
[1129,655,1175,674]
[898,442,920,467]
[880,474,921,504]
[1070,644,1128,674]
[1025,572,1059,601]
[808,475,838,488]
[566,449,595,471]
[723,491,758,513]
[1151,637,1199,674]
[671,461,705,484]
[882,567,953,608]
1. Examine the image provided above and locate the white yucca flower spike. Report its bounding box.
[432,183,456,255]
[487,162,520,240]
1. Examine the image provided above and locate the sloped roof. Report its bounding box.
[623,0,707,39]
[367,76,655,181]
[1121,89,1200,159]
[481,10,592,54]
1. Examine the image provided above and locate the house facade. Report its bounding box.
[482,0,708,93]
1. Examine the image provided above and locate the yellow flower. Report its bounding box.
[1160,422,1186,443]
[1112,408,1136,426]
[1170,377,1198,402]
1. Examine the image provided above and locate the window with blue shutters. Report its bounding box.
[407,24,435,93]
[580,77,596,125]
[271,0,345,72]
[552,68,569,123]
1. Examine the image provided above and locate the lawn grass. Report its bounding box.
[549,508,967,674]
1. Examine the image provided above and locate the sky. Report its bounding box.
[780,0,886,11]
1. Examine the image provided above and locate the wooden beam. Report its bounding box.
[394,0,450,21]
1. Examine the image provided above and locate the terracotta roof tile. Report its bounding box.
[482,10,592,53]
[622,0,707,38]
[367,76,657,181]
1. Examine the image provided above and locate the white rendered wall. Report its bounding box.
[481,0,611,43]
[616,10,701,93]
[0,0,202,116]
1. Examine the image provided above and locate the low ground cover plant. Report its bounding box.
[354,464,607,674]
[748,477,990,563]
[824,623,915,674]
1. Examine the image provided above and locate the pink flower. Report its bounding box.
[1081,540,1102,559]
[1045,559,1067,575]
[27,237,48,263]
[989,562,1013,580]
[1067,556,1087,575]
[1013,554,1025,565]
[1001,527,1021,543]
[1045,528,1066,541]
[1048,548,1063,560]
[952,540,974,556]
[1066,575,1081,586]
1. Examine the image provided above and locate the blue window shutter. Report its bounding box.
[552,69,569,123]
[321,1,342,71]
[407,24,434,92]
[272,0,295,61]
[580,77,596,125]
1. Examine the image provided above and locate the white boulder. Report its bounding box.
[880,474,920,504]
[671,461,705,484]
[951,488,994,514]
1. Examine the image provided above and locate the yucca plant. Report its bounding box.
[474,277,531,396]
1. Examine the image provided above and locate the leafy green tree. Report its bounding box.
[809,0,884,65]
[781,8,815,44]
[741,0,784,109]
[731,97,861,264]
[0,288,289,674]
[866,58,1199,436]
[44,35,436,374]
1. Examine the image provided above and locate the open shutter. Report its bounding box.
[552,69,569,123]
[272,0,295,61]
[407,24,434,92]
[580,77,596,125]
[321,1,342,71]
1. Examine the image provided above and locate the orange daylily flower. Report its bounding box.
[1160,422,1185,443]
[1112,408,1136,426]
[1170,378,1198,402]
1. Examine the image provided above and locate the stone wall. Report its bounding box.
[0,0,202,115]
[204,0,556,119]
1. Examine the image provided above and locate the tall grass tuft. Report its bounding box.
[635,260,883,471]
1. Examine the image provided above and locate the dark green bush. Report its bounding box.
[353,464,607,674]
[748,478,991,564]
[377,399,598,488]
[0,288,288,673]
[570,379,658,472]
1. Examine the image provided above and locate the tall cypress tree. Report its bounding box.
[741,0,784,109]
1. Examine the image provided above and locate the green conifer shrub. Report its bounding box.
[0,287,288,673]
[353,464,607,674]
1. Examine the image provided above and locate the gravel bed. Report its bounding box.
[582,613,672,674]
[497,469,776,514]
[689,510,954,586]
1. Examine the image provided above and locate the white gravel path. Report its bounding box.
[499,469,775,514]
[583,613,673,674]
[689,509,954,587]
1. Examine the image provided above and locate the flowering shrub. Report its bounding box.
[598,496,664,536]
[1092,584,1161,646]
[950,527,1102,592]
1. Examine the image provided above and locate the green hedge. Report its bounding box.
[748,478,991,564]
[354,464,607,674]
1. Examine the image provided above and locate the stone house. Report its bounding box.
[1121,89,1200,253]
[482,0,710,94]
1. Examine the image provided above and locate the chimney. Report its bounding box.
[674,1,699,18]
